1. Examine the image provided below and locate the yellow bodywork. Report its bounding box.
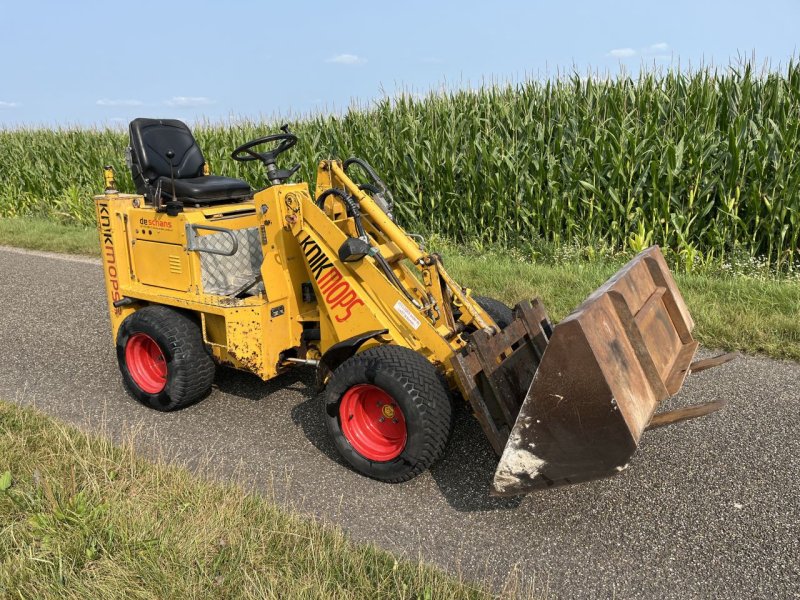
[96,161,494,386]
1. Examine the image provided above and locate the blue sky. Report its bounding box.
[0,0,797,128]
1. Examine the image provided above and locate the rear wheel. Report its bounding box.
[324,345,452,482]
[116,306,215,411]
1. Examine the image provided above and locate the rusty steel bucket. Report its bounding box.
[451,246,733,496]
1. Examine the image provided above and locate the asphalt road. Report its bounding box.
[0,246,798,599]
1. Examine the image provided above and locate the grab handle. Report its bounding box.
[185,223,239,256]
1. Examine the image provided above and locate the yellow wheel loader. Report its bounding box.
[96,118,734,494]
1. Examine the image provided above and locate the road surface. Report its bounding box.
[0,246,798,599]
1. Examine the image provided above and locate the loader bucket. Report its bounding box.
[451,246,728,496]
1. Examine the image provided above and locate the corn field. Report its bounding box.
[1,61,799,269]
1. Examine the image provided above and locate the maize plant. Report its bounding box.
[0,60,798,269]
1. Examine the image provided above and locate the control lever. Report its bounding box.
[163,149,183,216]
[268,163,302,183]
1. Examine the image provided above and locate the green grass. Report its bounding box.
[2,217,798,360]
[439,243,800,361]
[0,217,98,254]
[0,401,507,599]
[2,60,800,269]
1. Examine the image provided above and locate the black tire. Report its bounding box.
[324,345,452,482]
[473,295,513,329]
[116,305,215,411]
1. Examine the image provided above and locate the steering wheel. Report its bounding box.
[230,125,300,184]
[231,128,297,165]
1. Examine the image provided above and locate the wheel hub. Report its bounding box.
[125,333,167,394]
[339,384,407,461]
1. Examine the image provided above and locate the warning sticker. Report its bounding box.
[393,300,421,330]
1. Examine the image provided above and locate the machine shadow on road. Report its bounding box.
[215,365,523,513]
[213,364,313,402]
[428,402,524,512]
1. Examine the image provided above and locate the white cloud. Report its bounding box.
[647,42,669,52]
[96,98,143,107]
[0,101,19,109]
[164,96,215,107]
[325,53,366,65]
[607,47,637,58]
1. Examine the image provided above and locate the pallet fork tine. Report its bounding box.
[643,351,738,430]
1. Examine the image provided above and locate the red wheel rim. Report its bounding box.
[125,333,167,394]
[339,384,407,461]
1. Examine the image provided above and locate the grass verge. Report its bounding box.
[0,217,98,255]
[0,401,499,599]
[1,217,798,361]
[442,247,800,361]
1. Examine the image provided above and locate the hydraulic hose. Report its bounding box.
[358,183,381,194]
[343,157,385,188]
[316,188,367,238]
[316,188,419,307]
[374,252,420,307]
[343,157,395,215]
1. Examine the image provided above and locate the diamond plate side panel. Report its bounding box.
[199,227,266,296]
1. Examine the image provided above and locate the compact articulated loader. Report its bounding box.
[97,118,733,495]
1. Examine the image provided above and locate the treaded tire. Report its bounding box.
[473,295,513,329]
[324,345,452,482]
[116,306,215,411]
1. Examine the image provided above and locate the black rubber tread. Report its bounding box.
[116,305,215,411]
[323,345,452,483]
[473,295,514,329]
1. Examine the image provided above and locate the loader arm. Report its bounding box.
[259,161,497,375]
[260,169,484,385]
[317,161,494,334]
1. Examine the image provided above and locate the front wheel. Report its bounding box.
[324,345,452,482]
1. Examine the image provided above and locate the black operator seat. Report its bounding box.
[128,118,252,205]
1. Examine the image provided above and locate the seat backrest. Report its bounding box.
[129,118,205,194]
